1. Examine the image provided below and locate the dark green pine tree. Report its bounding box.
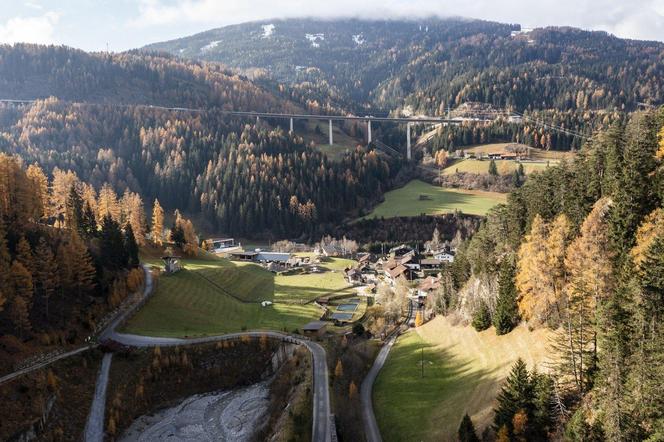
[488,159,499,176]
[631,234,664,431]
[100,214,127,270]
[493,358,532,434]
[170,222,185,249]
[81,201,97,237]
[530,371,555,439]
[609,113,659,261]
[124,222,140,268]
[458,413,480,442]
[595,282,635,439]
[66,185,84,234]
[472,300,491,331]
[494,259,520,335]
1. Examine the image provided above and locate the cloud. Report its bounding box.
[0,11,60,45]
[129,0,664,42]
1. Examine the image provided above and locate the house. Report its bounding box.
[255,251,293,264]
[417,276,442,299]
[230,251,258,262]
[357,253,373,265]
[302,321,328,337]
[345,268,363,284]
[317,244,344,257]
[420,258,442,271]
[434,252,455,263]
[209,238,242,254]
[389,244,414,258]
[385,264,407,285]
[162,256,182,274]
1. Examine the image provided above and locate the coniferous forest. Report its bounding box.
[446,109,664,439]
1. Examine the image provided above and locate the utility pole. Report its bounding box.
[421,344,424,378]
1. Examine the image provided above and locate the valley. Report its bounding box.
[0,9,662,442]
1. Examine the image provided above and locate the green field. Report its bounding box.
[443,158,551,176]
[124,255,355,337]
[373,317,554,440]
[362,180,506,218]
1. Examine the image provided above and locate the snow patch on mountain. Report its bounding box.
[305,33,324,48]
[200,40,220,53]
[262,24,275,38]
[352,34,365,46]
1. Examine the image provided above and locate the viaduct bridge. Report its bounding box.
[0,99,460,160]
[224,110,461,160]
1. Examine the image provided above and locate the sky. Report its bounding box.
[0,0,663,52]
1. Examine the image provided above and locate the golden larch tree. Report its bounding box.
[151,199,164,245]
[26,163,49,219]
[97,183,121,223]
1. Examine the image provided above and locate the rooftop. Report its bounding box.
[303,321,328,331]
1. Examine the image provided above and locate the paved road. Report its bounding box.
[361,298,417,442]
[84,353,113,442]
[360,335,396,442]
[106,330,331,442]
[98,266,332,442]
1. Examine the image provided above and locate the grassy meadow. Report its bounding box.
[362,179,506,219]
[442,158,551,176]
[124,254,355,337]
[373,316,553,441]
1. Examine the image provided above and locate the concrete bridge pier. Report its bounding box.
[290,117,294,133]
[406,122,412,160]
[329,119,333,145]
[367,120,372,144]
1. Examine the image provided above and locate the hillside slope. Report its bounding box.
[144,18,664,114]
[374,317,554,440]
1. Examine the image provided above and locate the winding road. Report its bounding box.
[85,266,332,442]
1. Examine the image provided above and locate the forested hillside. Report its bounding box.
[434,108,664,439]
[0,154,147,372]
[0,44,295,111]
[0,46,396,239]
[146,18,664,115]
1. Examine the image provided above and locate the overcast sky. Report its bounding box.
[1,0,663,52]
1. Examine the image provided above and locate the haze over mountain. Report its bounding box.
[144,18,664,114]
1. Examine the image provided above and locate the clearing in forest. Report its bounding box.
[362,179,506,219]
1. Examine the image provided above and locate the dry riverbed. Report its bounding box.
[120,381,270,441]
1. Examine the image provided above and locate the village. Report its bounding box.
[164,233,460,336]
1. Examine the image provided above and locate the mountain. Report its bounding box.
[144,18,664,115]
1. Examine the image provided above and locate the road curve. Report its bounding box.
[99,266,332,442]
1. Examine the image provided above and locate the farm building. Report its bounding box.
[162,256,182,274]
[420,258,442,271]
[208,238,242,254]
[302,321,328,337]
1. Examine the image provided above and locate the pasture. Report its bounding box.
[124,254,355,337]
[373,316,554,441]
[362,179,506,218]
